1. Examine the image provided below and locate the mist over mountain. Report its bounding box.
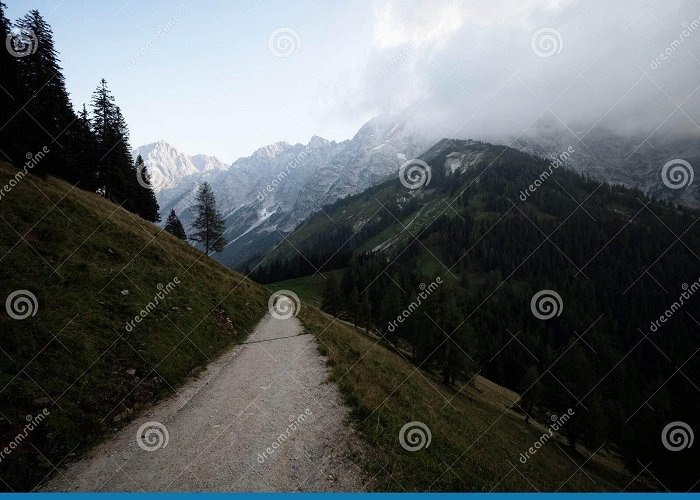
[514,119,700,209]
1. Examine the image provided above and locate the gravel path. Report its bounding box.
[44,314,367,491]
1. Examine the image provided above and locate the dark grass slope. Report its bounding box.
[0,162,268,491]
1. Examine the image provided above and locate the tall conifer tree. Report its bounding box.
[190,182,226,255]
[0,2,21,164]
[133,154,160,222]
[15,10,77,177]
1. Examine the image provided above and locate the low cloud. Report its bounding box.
[336,0,700,143]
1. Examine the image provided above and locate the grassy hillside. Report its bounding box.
[0,162,268,491]
[299,306,651,491]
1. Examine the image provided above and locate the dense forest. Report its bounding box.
[0,4,159,221]
[252,140,700,490]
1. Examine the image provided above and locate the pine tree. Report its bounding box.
[15,10,77,178]
[378,283,401,337]
[322,273,342,317]
[90,79,138,210]
[133,154,160,222]
[518,365,541,423]
[164,209,187,240]
[111,106,138,206]
[90,79,120,198]
[551,347,598,450]
[358,292,372,333]
[0,2,21,164]
[347,286,360,326]
[190,181,226,255]
[433,281,462,386]
[68,104,99,190]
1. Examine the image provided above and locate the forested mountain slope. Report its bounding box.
[253,139,700,490]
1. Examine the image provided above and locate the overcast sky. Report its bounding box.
[8,0,700,163]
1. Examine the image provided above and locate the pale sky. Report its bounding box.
[8,0,700,163]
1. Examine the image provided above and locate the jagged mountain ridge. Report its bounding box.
[135,114,431,268]
[513,121,700,209]
[136,115,698,270]
[134,140,227,193]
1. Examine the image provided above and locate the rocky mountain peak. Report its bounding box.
[251,141,292,160]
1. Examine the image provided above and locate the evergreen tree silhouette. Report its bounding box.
[164,209,187,240]
[190,182,226,255]
[15,10,77,178]
[133,154,160,222]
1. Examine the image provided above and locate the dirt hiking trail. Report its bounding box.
[44,314,366,491]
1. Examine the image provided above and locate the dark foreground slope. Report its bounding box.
[0,162,267,490]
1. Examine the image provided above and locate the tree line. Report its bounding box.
[0,5,159,221]
[0,4,228,255]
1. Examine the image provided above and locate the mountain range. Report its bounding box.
[134,114,429,267]
[135,115,698,269]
